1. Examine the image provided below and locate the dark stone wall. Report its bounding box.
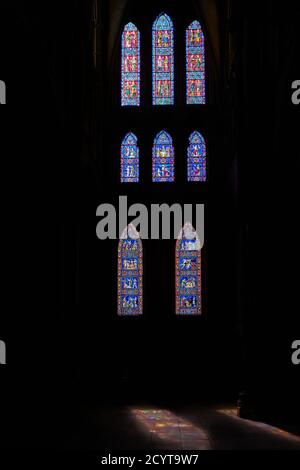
[230,0,300,422]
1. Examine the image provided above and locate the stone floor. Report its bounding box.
[67,404,300,450]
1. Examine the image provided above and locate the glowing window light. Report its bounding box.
[152,130,175,182]
[121,23,140,106]
[121,132,139,183]
[176,223,202,315]
[118,224,143,316]
[152,13,174,105]
[187,131,207,182]
[186,20,206,104]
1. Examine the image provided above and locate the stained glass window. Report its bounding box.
[152,13,174,105]
[187,131,207,182]
[118,224,143,316]
[121,23,140,106]
[152,131,175,182]
[186,21,205,104]
[176,223,201,315]
[121,132,139,183]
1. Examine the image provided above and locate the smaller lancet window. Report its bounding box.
[152,131,175,182]
[187,131,207,182]
[186,21,206,104]
[121,133,139,183]
[118,224,143,316]
[176,223,202,315]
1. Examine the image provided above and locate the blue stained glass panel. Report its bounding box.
[176,223,202,315]
[121,23,140,106]
[187,131,206,182]
[186,21,206,104]
[118,225,143,316]
[152,130,175,182]
[121,132,139,183]
[152,13,174,105]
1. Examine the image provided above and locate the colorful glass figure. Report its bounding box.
[152,13,174,105]
[152,131,175,182]
[187,131,206,182]
[118,224,143,316]
[186,21,205,104]
[121,23,140,106]
[176,223,201,315]
[121,132,139,183]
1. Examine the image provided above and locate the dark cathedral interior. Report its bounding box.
[0,0,300,454]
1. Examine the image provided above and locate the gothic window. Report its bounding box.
[121,23,140,106]
[152,131,175,182]
[118,224,143,316]
[187,131,207,182]
[152,13,174,105]
[186,21,205,104]
[121,132,139,182]
[176,223,202,315]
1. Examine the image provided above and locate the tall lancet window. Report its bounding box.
[121,132,139,183]
[152,131,175,182]
[152,13,174,105]
[118,224,143,316]
[121,23,140,106]
[176,223,202,315]
[186,21,205,104]
[187,131,207,182]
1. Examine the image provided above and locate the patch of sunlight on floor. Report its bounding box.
[218,407,300,443]
[130,407,211,450]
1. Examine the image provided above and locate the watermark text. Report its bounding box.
[96,197,204,246]
[0,340,6,364]
[291,340,300,365]
[291,80,300,105]
[0,80,6,104]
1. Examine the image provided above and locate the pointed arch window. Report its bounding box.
[118,224,143,316]
[176,223,202,315]
[152,13,174,105]
[121,23,140,106]
[187,131,207,182]
[152,131,175,182]
[121,132,139,182]
[186,21,206,104]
